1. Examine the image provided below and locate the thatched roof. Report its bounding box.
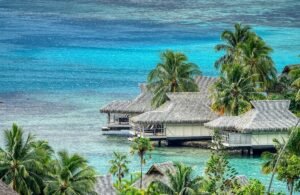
[100,84,153,114]
[234,175,249,186]
[205,100,299,133]
[131,92,218,124]
[0,180,18,195]
[101,76,217,114]
[195,76,218,94]
[99,100,131,113]
[132,162,175,189]
[94,175,116,195]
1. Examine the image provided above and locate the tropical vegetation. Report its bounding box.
[213,23,299,116]
[214,23,252,70]
[215,23,277,90]
[0,124,51,195]
[267,64,300,116]
[0,124,97,195]
[210,64,262,115]
[147,50,201,108]
[151,162,203,194]
[130,137,153,189]
[44,150,96,195]
[109,152,130,191]
[262,127,300,195]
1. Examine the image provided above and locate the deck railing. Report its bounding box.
[134,124,166,137]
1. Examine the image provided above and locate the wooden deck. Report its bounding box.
[130,131,211,141]
[102,123,132,131]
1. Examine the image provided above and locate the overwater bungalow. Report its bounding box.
[100,76,217,135]
[131,92,218,143]
[100,84,152,133]
[205,100,299,149]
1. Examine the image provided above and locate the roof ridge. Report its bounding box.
[251,100,290,110]
[243,109,258,131]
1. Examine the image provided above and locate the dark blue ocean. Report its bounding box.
[0,0,300,192]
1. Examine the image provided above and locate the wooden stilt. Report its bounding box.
[107,113,111,124]
[250,148,253,156]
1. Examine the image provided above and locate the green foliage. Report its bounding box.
[0,124,52,195]
[130,137,153,189]
[268,65,300,116]
[238,35,276,89]
[109,151,130,190]
[147,50,201,108]
[262,128,300,195]
[203,130,238,194]
[267,91,300,117]
[277,154,300,194]
[210,64,263,115]
[44,150,97,195]
[215,23,277,91]
[115,172,144,194]
[261,138,285,174]
[232,179,265,195]
[215,23,252,69]
[203,152,238,194]
[287,127,300,156]
[151,162,203,195]
[130,137,153,163]
[290,67,300,101]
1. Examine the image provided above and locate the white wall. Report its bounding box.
[251,133,288,146]
[165,123,212,137]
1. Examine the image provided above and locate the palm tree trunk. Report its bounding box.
[13,177,16,191]
[267,119,300,193]
[118,169,122,188]
[234,97,239,116]
[289,181,294,195]
[140,155,143,189]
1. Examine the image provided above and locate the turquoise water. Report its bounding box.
[0,0,300,193]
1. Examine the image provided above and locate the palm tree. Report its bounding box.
[130,137,153,189]
[147,50,201,108]
[215,23,252,69]
[290,68,300,101]
[0,124,49,195]
[44,150,96,195]
[239,35,277,89]
[261,138,285,174]
[152,162,203,195]
[109,152,130,190]
[210,64,262,116]
[264,124,300,194]
[287,127,300,156]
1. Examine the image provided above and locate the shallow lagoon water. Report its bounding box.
[0,0,300,193]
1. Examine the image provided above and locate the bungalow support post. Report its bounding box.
[107,113,111,124]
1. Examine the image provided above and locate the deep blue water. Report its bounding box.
[0,0,300,193]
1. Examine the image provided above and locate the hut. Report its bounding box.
[100,76,217,134]
[132,162,175,189]
[205,100,299,149]
[94,175,116,195]
[0,180,18,195]
[100,84,152,132]
[131,92,218,142]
